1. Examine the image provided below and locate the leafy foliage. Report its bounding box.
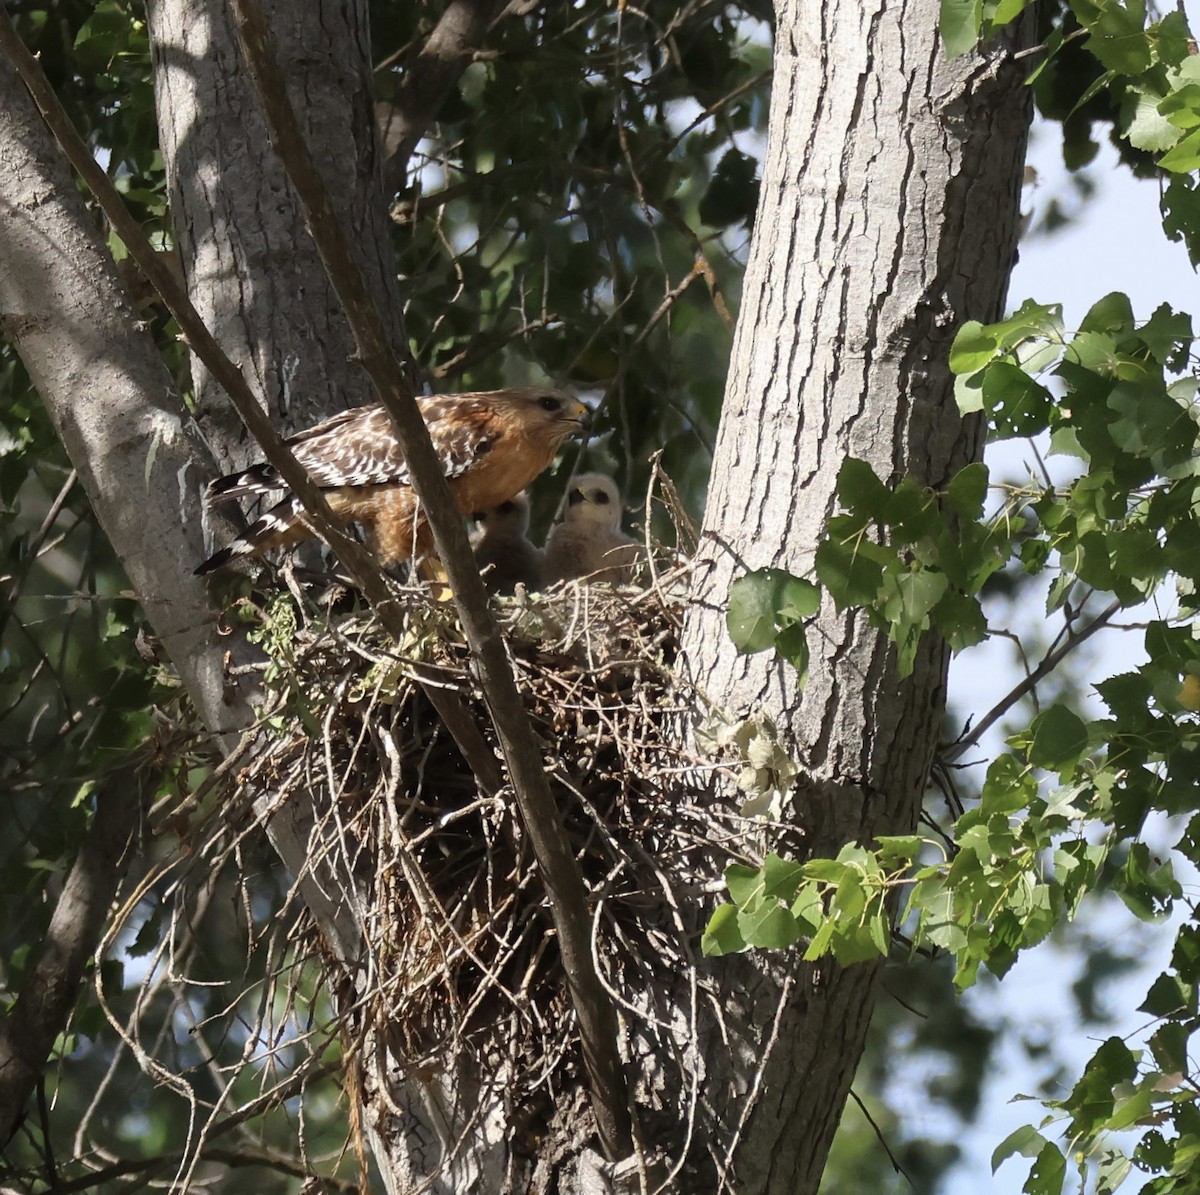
[718,275,1200,1187]
[945,0,1200,257]
[376,0,769,519]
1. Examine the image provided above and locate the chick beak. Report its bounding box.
[568,487,587,507]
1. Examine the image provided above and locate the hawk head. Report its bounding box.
[473,491,532,533]
[495,388,589,444]
[562,473,623,530]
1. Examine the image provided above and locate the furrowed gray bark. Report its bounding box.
[679,1,1034,1190]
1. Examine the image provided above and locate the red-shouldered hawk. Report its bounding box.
[469,492,543,594]
[195,387,587,575]
[542,473,642,586]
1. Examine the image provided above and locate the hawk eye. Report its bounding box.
[593,490,610,504]
[538,395,561,412]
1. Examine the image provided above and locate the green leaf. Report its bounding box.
[1148,1020,1189,1075]
[981,361,1053,439]
[992,1125,1047,1173]
[955,372,985,414]
[1163,174,1200,265]
[933,589,988,652]
[875,834,924,861]
[1125,85,1183,152]
[774,622,810,684]
[760,852,806,899]
[725,861,764,907]
[1095,1149,1132,1195]
[1150,10,1193,68]
[790,882,825,935]
[1028,705,1089,773]
[1079,291,1134,335]
[940,0,984,57]
[727,569,815,653]
[986,0,1032,25]
[1025,1140,1066,1195]
[1159,82,1200,130]
[727,573,779,653]
[1139,304,1194,367]
[774,574,822,623]
[1085,5,1152,74]
[1139,972,1193,1017]
[880,567,949,630]
[949,320,998,373]
[836,457,892,520]
[946,461,990,518]
[1160,126,1200,173]
[1116,844,1180,921]
[702,904,746,956]
[990,298,1066,347]
[1068,1037,1139,1137]
[738,901,802,949]
[1105,1083,1153,1131]
[815,534,889,609]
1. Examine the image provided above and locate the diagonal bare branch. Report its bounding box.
[0,6,502,919]
[942,598,1121,766]
[227,0,632,1160]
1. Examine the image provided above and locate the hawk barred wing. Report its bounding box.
[206,395,497,499]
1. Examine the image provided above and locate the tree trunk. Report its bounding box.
[678,1,1034,1190]
[0,48,248,744]
[146,0,412,473]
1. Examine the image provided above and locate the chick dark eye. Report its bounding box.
[594,491,610,504]
[538,395,561,412]
[498,501,516,514]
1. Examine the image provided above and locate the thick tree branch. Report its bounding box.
[228,0,631,1160]
[0,8,392,616]
[378,0,507,191]
[0,775,143,1146]
[0,5,501,865]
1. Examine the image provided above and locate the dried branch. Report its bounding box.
[378,0,509,191]
[942,597,1121,765]
[0,771,143,1146]
[228,0,631,1160]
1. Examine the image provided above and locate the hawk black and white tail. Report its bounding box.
[194,495,304,576]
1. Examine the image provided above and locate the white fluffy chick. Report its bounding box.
[469,492,543,594]
[542,473,641,586]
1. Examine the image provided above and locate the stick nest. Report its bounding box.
[229,568,744,1129]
